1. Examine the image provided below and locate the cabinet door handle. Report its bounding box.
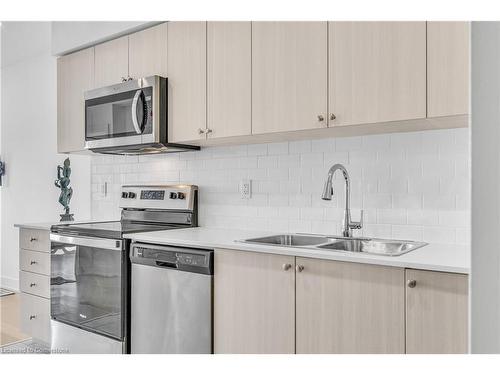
[121,77,127,83]
[30,283,37,287]
[282,263,292,271]
[198,128,206,135]
[330,113,336,121]
[407,280,417,288]
[29,315,36,320]
[296,265,304,273]
[30,237,38,242]
[30,260,37,265]
[317,115,325,122]
[205,129,213,135]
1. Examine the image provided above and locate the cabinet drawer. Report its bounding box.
[20,271,50,298]
[20,249,50,275]
[20,229,50,252]
[20,293,51,344]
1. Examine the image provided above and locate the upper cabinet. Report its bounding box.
[167,22,207,143]
[57,47,94,153]
[94,36,129,87]
[57,21,470,153]
[207,22,252,139]
[252,22,328,134]
[329,22,427,127]
[427,22,470,117]
[129,23,168,79]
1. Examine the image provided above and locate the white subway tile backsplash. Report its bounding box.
[363,193,392,209]
[393,194,423,210]
[335,137,362,152]
[91,128,469,244]
[289,140,312,154]
[257,156,278,169]
[247,143,268,156]
[391,225,424,241]
[377,209,407,225]
[407,210,439,225]
[423,194,456,210]
[363,224,392,238]
[423,226,456,244]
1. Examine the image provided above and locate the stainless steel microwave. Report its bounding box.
[84,75,199,155]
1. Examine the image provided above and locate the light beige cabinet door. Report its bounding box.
[329,22,426,126]
[214,249,295,354]
[296,258,405,353]
[427,22,470,117]
[129,23,168,79]
[167,21,207,143]
[57,47,94,153]
[20,293,50,344]
[252,22,328,134]
[94,36,129,87]
[406,269,468,354]
[207,22,251,139]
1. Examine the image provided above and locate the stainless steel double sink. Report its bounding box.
[240,234,427,256]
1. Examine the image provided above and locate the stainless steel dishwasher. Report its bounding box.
[129,242,213,354]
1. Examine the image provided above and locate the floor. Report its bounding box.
[0,293,30,347]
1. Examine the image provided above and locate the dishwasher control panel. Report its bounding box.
[131,243,213,275]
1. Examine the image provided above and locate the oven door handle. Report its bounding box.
[50,233,124,251]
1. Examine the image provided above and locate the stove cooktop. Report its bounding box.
[51,221,186,240]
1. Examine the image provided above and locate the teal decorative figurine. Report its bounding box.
[55,158,74,221]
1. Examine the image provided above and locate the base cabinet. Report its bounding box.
[18,228,51,345]
[405,269,468,354]
[214,249,295,354]
[214,248,469,354]
[20,293,51,345]
[295,257,405,353]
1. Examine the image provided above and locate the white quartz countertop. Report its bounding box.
[125,227,470,274]
[14,221,90,231]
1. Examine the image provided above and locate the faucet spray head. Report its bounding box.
[321,178,333,200]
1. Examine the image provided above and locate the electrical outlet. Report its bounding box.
[240,179,251,199]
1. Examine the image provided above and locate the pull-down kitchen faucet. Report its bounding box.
[321,164,363,237]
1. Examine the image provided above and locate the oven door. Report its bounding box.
[49,234,127,341]
[84,76,165,150]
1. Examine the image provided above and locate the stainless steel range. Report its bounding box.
[49,184,198,354]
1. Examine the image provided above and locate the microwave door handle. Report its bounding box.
[131,89,143,135]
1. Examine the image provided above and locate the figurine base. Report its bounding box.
[60,213,74,222]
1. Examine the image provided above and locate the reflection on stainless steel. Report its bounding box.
[84,76,200,155]
[240,234,427,257]
[321,163,363,237]
[245,234,330,247]
[51,319,123,354]
[50,184,200,354]
[130,243,213,354]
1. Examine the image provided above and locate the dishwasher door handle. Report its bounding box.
[155,261,178,269]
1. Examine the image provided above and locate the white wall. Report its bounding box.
[0,22,91,290]
[471,21,500,353]
[51,21,156,55]
[92,128,470,245]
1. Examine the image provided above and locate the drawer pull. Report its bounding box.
[407,280,417,288]
[30,237,38,242]
[29,283,37,287]
[30,260,37,265]
[29,315,36,320]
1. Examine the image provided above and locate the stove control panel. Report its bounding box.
[120,185,197,211]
